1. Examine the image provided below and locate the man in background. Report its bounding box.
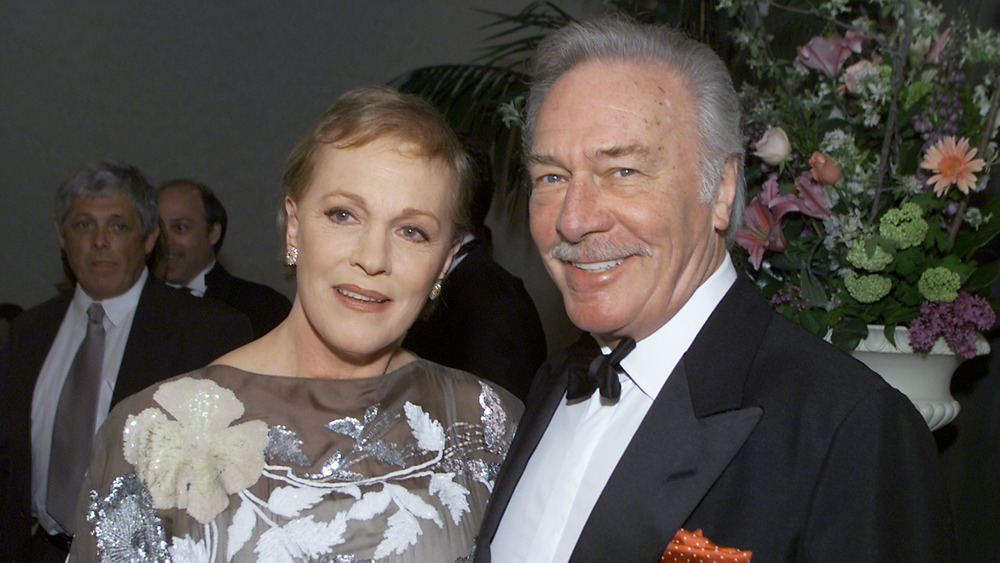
[0,161,252,561]
[157,179,291,338]
[403,134,546,401]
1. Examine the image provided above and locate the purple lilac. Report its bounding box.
[771,286,811,311]
[908,292,996,358]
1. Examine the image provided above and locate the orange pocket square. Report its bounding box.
[660,528,753,562]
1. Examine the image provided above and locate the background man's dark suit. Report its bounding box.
[0,276,253,560]
[404,238,547,401]
[203,262,291,338]
[477,276,953,562]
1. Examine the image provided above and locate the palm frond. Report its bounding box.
[391,64,531,209]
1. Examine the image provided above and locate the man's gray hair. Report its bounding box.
[56,160,159,239]
[524,17,746,241]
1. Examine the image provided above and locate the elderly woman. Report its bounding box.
[70,87,523,561]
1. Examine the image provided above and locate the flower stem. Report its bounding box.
[947,68,1000,243]
[869,0,912,225]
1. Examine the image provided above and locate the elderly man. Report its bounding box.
[477,18,954,562]
[0,161,252,561]
[158,179,291,338]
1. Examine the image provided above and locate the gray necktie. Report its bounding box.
[47,302,106,533]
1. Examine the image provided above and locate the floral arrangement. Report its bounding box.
[722,0,1000,356]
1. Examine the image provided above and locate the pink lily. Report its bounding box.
[770,173,832,219]
[736,196,787,270]
[796,31,863,79]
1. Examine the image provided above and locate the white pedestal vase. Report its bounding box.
[850,325,990,431]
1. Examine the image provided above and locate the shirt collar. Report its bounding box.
[73,267,148,328]
[166,260,215,296]
[605,254,737,399]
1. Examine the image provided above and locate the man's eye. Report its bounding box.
[615,168,638,177]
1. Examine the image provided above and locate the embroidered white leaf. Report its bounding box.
[340,484,362,499]
[254,515,343,563]
[267,485,326,518]
[387,482,442,527]
[429,473,470,525]
[169,533,210,563]
[226,498,256,561]
[374,507,422,559]
[346,487,392,520]
[403,401,445,452]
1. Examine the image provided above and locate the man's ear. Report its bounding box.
[54,220,66,250]
[143,225,161,255]
[208,222,222,248]
[712,158,739,232]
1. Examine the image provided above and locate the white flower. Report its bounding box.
[122,377,269,524]
[753,127,792,165]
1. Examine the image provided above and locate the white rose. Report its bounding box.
[753,127,791,166]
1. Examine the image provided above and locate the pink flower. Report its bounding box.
[760,173,781,205]
[796,31,863,79]
[735,196,787,270]
[770,173,831,219]
[809,152,842,185]
[842,59,877,95]
[925,28,952,64]
[920,135,986,196]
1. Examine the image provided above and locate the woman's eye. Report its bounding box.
[399,226,429,242]
[326,208,353,223]
[537,173,563,184]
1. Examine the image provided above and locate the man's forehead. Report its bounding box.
[68,192,137,216]
[160,184,205,213]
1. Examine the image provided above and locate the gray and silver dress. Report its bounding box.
[69,360,522,562]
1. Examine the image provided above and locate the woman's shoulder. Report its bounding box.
[407,358,525,418]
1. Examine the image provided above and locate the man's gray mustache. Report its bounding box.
[549,240,652,262]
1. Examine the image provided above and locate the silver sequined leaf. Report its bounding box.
[88,472,170,562]
[267,425,312,467]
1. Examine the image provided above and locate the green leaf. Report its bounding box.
[799,270,829,308]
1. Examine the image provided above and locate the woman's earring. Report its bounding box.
[286,246,298,266]
[429,281,442,301]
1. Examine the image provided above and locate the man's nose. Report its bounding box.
[555,177,614,242]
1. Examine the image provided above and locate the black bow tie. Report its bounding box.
[565,337,636,402]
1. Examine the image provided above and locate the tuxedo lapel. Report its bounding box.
[203,263,232,301]
[572,277,768,561]
[113,279,179,404]
[572,361,761,561]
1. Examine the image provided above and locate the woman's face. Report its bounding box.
[286,137,460,363]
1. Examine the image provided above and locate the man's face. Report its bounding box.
[57,190,158,301]
[527,59,736,343]
[158,183,220,286]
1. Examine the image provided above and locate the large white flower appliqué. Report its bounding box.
[122,377,269,524]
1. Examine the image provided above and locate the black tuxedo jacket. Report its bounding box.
[404,240,546,401]
[476,276,955,562]
[203,262,291,339]
[0,276,252,559]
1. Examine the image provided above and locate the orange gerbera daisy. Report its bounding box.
[920,135,986,196]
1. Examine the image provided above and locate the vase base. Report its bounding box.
[914,400,960,432]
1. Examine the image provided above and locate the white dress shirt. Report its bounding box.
[167,259,215,297]
[30,269,148,534]
[491,255,737,563]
